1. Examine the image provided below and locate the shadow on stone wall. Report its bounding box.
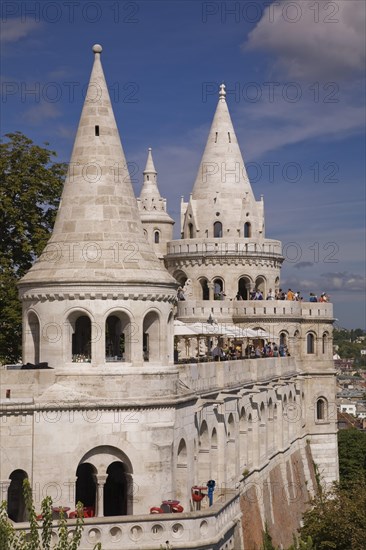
[241,443,316,549]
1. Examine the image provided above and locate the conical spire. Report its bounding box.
[192,83,254,200]
[138,148,174,223]
[140,148,160,201]
[182,84,264,239]
[20,45,174,287]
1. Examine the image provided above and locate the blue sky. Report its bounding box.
[1,0,365,329]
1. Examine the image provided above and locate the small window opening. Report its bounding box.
[154,231,160,244]
[95,125,99,136]
[147,175,149,180]
[215,132,218,143]
[228,132,231,143]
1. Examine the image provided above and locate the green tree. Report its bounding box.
[299,481,366,550]
[0,479,101,550]
[0,132,66,363]
[338,428,366,485]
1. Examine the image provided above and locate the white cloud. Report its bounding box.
[320,271,366,292]
[237,95,365,158]
[0,19,41,44]
[245,0,366,81]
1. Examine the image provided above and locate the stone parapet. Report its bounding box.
[177,299,333,323]
[13,491,241,550]
[166,238,283,261]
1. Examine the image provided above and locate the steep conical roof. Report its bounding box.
[192,84,254,200]
[20,45,175,287]
[140,148,160,201]
[182,84,264,239]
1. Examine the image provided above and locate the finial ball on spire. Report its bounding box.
[92,44,103,53]
[219,83,226,100]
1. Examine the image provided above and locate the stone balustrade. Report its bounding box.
[166,238,282,258]
[178,357,297,393]
[177,300,333,322]
[13,491,241,549]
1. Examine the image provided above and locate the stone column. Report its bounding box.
[94,474,107,517]
[208,283,214,301]
[0,480,11,506]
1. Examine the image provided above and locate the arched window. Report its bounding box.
[316,397,327,421]
[188,223,193,238]
[199,278,210,300]
[27,312,40,364]
[307,333,315,354]
[213,221,222,238]
[322,332,328,354]
[213,278,224,299]
[238,276,251,300]
[105,313,131,362]
[176,439,188,502]
[75,463,97,512]
[154,231,160,244]
[70,314,92,362]
[280,332,287,346]
[143,311,160,363]
[7,470,28,522]
[104,462,129,516]
[244,222,251,238]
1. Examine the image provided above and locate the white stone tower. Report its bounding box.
[18,45,177,371]
[137,148,174,260]
[166,83,283,301]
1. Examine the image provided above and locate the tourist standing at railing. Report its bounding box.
[267,288,275,300]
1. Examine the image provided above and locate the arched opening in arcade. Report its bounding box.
[105,312,131,362]
[210,428,219,483]
[176,438,188,503]
[7,470,28,522]
[27,312,40,364]
[75,463,97,513]
[255,276,266,296]
[227,413,236,481]
[143,311,160,362]
[213,278,224,299]
[198,421,210,483]
[104,462,130,517]
[77,446,134,517]
[238,276,251,300]
[173,270,188,288]
[199,278,210,300]
[69,313,92,362]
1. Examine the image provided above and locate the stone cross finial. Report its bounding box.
[219,83,226,101]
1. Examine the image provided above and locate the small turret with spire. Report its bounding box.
[137,148,174,260]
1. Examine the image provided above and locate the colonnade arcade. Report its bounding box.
[174,390,330,506]
[24,308,172,366]
[178,274,280,301]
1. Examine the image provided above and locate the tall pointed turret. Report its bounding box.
[18,45,176,370]
[20,45,174,287]
[181,84,264,240]
[137,148,174,259]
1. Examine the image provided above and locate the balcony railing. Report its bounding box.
[13,491,241,549]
